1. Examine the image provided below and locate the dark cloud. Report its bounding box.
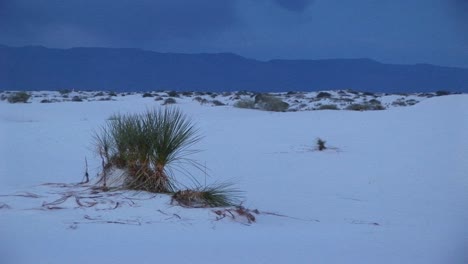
[0,0,466,68]
[446,0,468,41]
[0,0,238,46]
[274,0,314,12]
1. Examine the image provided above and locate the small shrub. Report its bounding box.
[363,91,375,96]
[142,92,154,98]
[234,99,256,109]
[435,90,450,96]
[94,92,105,96]
[40,99,52,103]
[59,89,71,95]
[7,92,31,103]
[163,98,177,105]
[154,96,164,101]
[316,138,327,151]
[346,103,385,111]
[108,92,117,97]
[182,91,193,97]
[167,91,179,97]
[318,104,339,110]
[212,100,225,106]
[255,94,289,112]
[193,96,203,103]
[391,100,407,107]
[71,96,83,102]
[316,92,332,98]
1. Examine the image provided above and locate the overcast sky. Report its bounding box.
[1,0,467,68]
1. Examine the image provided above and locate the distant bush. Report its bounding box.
[212,100,225,106]
[435,90,450,96]
[255,94,289,112]
[167,91,179,97]
[234,99,256,109]
[163,98,177,105]
[193,96,203,103]
[182,91,193,97]
[71,96,83,102]
[40,99,52,103]
[316,92,332,98]
[142,93,154,98]
[7,92,31,103]
[235,91,250,96]
[391,100,407,107]
[318,104,339,110]
[108,92,117,97]
[154,96,164,101]
[59,89,71,95]
[346,103,385,111]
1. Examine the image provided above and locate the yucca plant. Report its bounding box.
[95,107,202,193]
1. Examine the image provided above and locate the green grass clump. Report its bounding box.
[172,183,242,208]
[95,107,201,193]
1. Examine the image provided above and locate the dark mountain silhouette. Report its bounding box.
[1,45,467,93]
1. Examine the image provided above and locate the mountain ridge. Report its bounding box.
[1,45,467,92]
